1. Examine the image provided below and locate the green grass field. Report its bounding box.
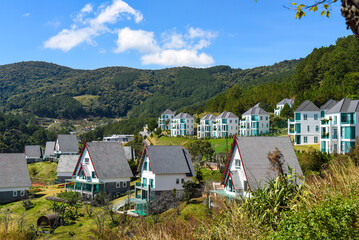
[294,144,320,152]
[73,94,99,107]
[28,162,58,185]
[149,135,232,154]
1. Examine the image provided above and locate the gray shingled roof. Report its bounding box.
[162,109,176,115]
[0,154,31,188]
[123,146,135,161]
[85,142,133,179]
[57,134,78,153]
[201,114,216,120]
[173,112,194,119]
[44,141,55,157]
[320,99,338,111]
[25,145,43,158]
[57,155,79,173]
[216,111,239,119]
[228,137,303,190]
[140,146,196,176]
[254,103,260,108]
[242,105,269,116]
[295,100,320,112]
[326,98,359,114]
[278,98,294,105]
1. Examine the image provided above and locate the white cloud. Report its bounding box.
[114,27,217,67]
[44,0,142,51]
[23,13,30,17]
[141,49,214,67]
[114,27,160,53]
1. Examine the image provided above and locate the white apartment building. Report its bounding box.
[197,114,216,138]
[158,109,176,131]
[288,100,320,145]
[170,112,194,137]
[240,104,270,136]
[274,98,294,116]
[320,98,359,154]
[213,111,239,138]
[320,99,337,119]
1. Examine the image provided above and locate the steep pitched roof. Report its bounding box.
[139,145,196,177]
[277,98,294,105]
[25,145,42,158]
[320,99,338,111]
[242,105,269,116]
[173,112,194,119]
[162,109,176,115]
[326,98,359,114]
[57,155,79,173]
[224,137,302,190]
[57,134,78,153]
[0,154,31,188]
[295,100,320,112]
[201,114,216,120]
[84,142,133,179]
[123,146,135,161]
[44,141,55,157]
[216,111,239,119]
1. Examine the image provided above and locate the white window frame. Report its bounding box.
[116,182,121,188]
[123,181,127,188]
[84,158,89,165]
[176,179,179,184]
[13,191,17,197]
[20,190,25,197]
[235,159,241,169]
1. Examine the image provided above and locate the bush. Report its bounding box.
[22,199,34,210]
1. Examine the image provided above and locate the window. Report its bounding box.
[266,116,268,120]
[314,114,318,120]
[116,182,121,188]
[84,158,89,164]
[235,120,237,123]
[243,181,248,191]
[149,179,154,188]
[230,120,232,123]
[176,179,179,184]
[231,126,233,130]
[123,181,127,188]
[260,116,262,120]
[235,159,241,169]
[307,125,310,132]
[266,123,268,127]
[316,125,319,132]
[13,191,17,197]
[304,114,308,120]
[144,161,148,171]
[143,177,147,187]
[181,179,184,184]
[92,171,96,178]
[20,190,25,197]
[304,137,308,143]
[314,137,318,143]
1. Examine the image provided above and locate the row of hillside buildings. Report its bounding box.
[0,135,303,217]
[158,102,279,138]
[288,98,359,154]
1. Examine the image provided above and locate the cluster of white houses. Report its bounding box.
[158,101,280,138]
[288,98,359,154]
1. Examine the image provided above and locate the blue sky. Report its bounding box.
[0,0,350,70]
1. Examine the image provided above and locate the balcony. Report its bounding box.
[289,129,294,134]
[289,119,295,123]
[321,133,329,139]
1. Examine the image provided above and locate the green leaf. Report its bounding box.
[324,4,329,9]
[291,2,297,5]
[326,10,330,17]
[321,10,325,16]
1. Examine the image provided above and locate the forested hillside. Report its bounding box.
[205,35,359,116]
[0,60,300,119]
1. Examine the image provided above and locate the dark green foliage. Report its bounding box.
[125,134,144,160]
[0,112,56,153]
[280,103,293,118]
[0,60,300,119]
[188,140,215,168]
[182,181,200,202]
[154,128,162,136]
[297,151,332,175]
[147,118,158,132]
[272,195,359,239]
[22,199,34,210]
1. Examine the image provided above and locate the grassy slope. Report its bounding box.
[28,162,58,184]
[149,135,233,154]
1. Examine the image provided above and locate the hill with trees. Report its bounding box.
[0,60,300,119]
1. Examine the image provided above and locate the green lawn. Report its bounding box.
[150,135,233,154]
[73,94,99,107]
[28,162,58,185]
[294,144,320,152]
